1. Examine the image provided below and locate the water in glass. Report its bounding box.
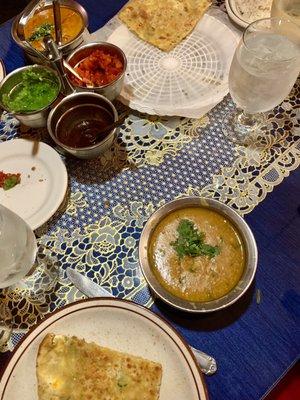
[229,32,299,114]
[272,0,300,26]
[0,205,37,288]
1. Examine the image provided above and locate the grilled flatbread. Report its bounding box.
[36,333,162,400]
[118,0,211,51]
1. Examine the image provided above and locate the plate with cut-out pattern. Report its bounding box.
[108,14,238,117]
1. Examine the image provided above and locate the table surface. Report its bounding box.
[0,1,299,399]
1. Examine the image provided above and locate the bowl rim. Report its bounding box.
[47,91,118,151]
[11,0,89,52]
[66,41,127,89]
[0,64,61,115]
[138,197,258,313]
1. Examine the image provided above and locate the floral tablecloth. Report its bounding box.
[0,9,299,350]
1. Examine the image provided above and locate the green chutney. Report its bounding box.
[3,68,60,113]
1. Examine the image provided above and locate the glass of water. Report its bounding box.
[0,204,37,346]
[223,18,300,145]
[0,204,37,289]
[272,0,300,28]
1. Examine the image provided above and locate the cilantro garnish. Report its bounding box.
[3,175,20,190]
[28,23,54,42]
[171,219,220,259]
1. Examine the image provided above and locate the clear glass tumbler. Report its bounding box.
[0,205,37,347]
[0,204,37,289]
[223,17,300,145]
[271,0,300,28]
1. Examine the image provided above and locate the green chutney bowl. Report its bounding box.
[0,65,61,128]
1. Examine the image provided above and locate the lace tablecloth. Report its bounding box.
[0,6,299,351]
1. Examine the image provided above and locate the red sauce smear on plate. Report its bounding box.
[70,49,123,87]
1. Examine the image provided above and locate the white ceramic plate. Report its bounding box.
[108,14,238,118]
[225,0,272,29]
[225,0,248,29]
[0,139,68,230]
[0,299,208,400]
[0,59,5,82]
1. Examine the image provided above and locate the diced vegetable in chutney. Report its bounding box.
[149,207,245,302]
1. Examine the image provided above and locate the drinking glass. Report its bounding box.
[0,204,37,289]
[272,0,300,27]
[223,18,300,145]
[0,204,37,346]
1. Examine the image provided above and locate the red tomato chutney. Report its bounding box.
[70,49,124,87]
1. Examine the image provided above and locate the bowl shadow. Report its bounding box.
[152,281,255,332]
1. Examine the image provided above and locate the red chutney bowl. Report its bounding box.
[66,42,127,101]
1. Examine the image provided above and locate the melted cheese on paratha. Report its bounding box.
[36,333,162,400]
[119,0,211,51]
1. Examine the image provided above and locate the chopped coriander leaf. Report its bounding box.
[3,175,21,190]
[28,23,54,42]
[171,219,220,259]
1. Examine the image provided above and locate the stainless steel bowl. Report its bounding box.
[47,92,118,159]
[11,0,88,64]
[0,65,61,128]
[139,197,258,313]
[67,42,127,101]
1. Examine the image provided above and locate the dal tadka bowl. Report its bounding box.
[0,65,61,128]
[11,0,88,63]
[47,92,118,159]
[66,42,127,101]
[139,197,258,313]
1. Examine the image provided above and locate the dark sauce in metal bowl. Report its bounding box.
[55,104,114,148]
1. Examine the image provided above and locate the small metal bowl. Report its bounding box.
[0,65,61,128]
[139,197,258,313]
[11,0,88,64]
[47,92,118,159]
[67,42,127,101]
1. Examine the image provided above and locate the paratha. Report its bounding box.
[36,333,162,400]
[118,0,211,51]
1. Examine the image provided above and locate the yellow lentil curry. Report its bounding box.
[149,207,245,302]
[24,6,83,50]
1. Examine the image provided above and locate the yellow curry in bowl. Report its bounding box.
[24,6,83,51]
[148,207,245,302]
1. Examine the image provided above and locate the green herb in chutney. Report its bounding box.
[28,23,54,42]
[171,219,220,259]
[3,175,20,190]
[2,68,59,113]
[117,374,130,388]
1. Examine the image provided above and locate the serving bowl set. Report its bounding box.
[1,0,126,159]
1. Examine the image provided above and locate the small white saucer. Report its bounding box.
[0,139,68,230]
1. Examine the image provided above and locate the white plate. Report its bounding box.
[0,299,208,400]
[0,139,68,230]
[225,0,272,29]
[225,0,248,29]
[108,14,238,118]
[0,59,5,82]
